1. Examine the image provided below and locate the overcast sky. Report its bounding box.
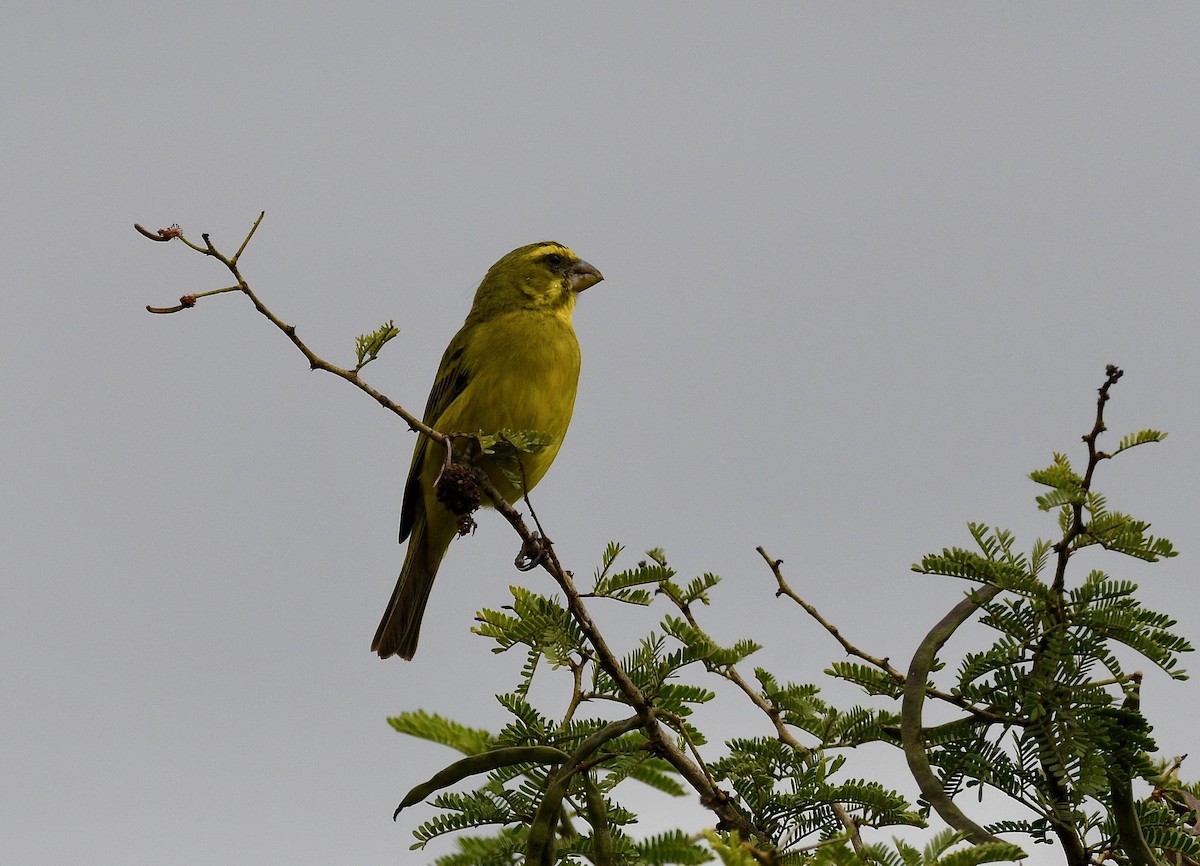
[4,4,1199,864]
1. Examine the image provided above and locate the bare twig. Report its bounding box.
[146,285,240,314]
[135,223,181,241]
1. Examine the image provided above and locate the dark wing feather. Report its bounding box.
[399,332,473,541]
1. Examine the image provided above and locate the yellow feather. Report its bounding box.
[372,242,602,659]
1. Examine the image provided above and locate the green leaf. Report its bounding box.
[624,759,687,797]
[353,320,398,369]
[827,662,904,698]
[1113,429,1167,454]
[1029,452,1082,491]
[594,563,672,600]
[388,710,494,756]
[592,541,625,585]
[634,829,712,865]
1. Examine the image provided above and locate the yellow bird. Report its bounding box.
[372,242,603,660]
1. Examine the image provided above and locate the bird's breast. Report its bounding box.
[438,309,581,465]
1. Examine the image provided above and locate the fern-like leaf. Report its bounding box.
[389,710,494,755]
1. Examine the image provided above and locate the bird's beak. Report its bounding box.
[567,260,604,293]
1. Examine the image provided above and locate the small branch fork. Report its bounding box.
[138,216,772,852]
[139,215,437,441]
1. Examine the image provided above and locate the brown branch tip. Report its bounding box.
[135,223,182,242]
[145,295,197,315]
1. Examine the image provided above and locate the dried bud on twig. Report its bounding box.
[436,463,482,522]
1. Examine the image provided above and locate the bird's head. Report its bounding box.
[470,242,603,318]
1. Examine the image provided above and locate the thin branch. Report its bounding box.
[1030,366,1125,866]
[139,217,439,442]
[231,211,264,263]
[654,561,870,856]
[656,575,815,757]
[1052,365,1124,593]
[757,547,1015,727]
[146,285,240,314]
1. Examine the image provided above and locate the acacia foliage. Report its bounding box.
[391,369,1199,865]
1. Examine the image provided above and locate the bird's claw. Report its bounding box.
[515,533,553,572]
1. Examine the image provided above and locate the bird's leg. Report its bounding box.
[515,533,554,572]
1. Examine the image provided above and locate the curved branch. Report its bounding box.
[394,745,569,819]
[900,585,1007,847]
[526,716,641,866]
[1107,674,1157,866]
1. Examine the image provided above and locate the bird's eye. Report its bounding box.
[544,253,564,266]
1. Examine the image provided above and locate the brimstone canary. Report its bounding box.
[372,242,602,659]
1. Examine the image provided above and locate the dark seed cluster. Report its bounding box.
[436,463,482,526]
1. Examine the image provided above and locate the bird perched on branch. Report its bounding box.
[372,242,603,660]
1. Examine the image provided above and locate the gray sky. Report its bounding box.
[4,4,1199,864]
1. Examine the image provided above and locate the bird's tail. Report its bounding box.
[371,514,449,660]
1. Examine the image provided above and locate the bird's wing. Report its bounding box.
[399,329,474,542]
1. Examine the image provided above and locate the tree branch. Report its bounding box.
[139,215,439,441]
